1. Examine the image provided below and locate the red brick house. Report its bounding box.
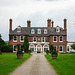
[9,18,67,53]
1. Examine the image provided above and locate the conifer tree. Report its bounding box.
[23,36,29,53]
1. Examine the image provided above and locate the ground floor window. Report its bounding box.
[14,45,17,51]
[30,48,34,52]
[59,46,63,51]
[67,46,69,51]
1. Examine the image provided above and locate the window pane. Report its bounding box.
[60,36,62,41]
[30,48,34,52]
[21,46,23,51]
[60,46,62,51]
[67,46,69,51]
[14,36,17,40]
[14,45,16,51]
[33,37,36,42]
[54,36,56,41]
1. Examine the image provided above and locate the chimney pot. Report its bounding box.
[47,19,51,28]
[52,21,54,27]
[64,18,67,35]
[27,20,31,27]
[9,18,12,33]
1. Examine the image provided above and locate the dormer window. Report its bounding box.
[56,26,60,32]
[31,29,35,34]
[17,26,21,32]
[44,29,47,34]
[38,29,41,34]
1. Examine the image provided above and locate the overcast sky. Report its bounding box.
[0,0,75,41]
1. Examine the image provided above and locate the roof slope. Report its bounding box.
[9,27,66,36]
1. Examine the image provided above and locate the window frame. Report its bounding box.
[33,37,37,42]
[42,37,45,42]
[20,36,24,42]
[53,36,57,42]
[13,36,17,42]
[17,27,21,32]
[31,29,35,34]
[38,29,41,34]
[59,46,63,52]
[44,29,47,34]
[59,36,63,42]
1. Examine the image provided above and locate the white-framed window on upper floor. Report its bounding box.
[31,29,35,34]
[53,36,57,42]
[13,36,17,42]
[59,36,63,42]
[42,37,45,42]
[33,37,36,42]
[59,46,63,52]
[38,29,41,34]
[44,29,47,34]
[20,36,24,42]
[54,46,57,51]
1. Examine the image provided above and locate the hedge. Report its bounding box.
[1,45,13,52]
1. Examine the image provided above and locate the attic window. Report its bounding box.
[31,29,35,34]
[17,26,21,32]
[38,29,41,34]
[56,26,60,32]
[44,29,47,34]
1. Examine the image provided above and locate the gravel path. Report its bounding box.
[9,54,58,75]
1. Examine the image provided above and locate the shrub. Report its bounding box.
[17,50,24,55]
[1,45,13,52]
[51,51,58,55]
[28,50,31,53]
[46,50,49,53]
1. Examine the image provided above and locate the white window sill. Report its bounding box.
[59,41,63,42]
[13,40,17,42]
[53,41,57,42]
[20,41,24,42]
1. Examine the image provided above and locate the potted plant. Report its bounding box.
[46,50,49,54]
[17,50,24,59]
[28,50,31,54]
[51,50,58,59]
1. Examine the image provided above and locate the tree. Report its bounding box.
[49,44,55,53]
[0,34,5,50]
[71,43,75,50]
[23,36,29,53]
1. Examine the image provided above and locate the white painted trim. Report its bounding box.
[53,36,57,42]
[33,37,37,42]
[29,42,49,44]
[59,45,63,52]
[37,29,41,34]
[41,37,45,42]
[59,36,63,42]
[13,36,17,42]
[20,36,24,42]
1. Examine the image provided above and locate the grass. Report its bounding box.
[0,54,32,75]
[45,54,75,75]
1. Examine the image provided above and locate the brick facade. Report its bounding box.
[9,18,67,53]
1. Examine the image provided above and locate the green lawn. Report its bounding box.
[0,54,32,75]
[45,54,75,75]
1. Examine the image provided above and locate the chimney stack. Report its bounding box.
[47,19,51,28]
[27,20,31,27]
[64,18,67,35]
[52,21,54,27]
[9,18,12,33]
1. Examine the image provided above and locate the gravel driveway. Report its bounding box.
[10,54,58,75]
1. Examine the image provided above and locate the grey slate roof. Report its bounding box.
[9,26,66,36]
